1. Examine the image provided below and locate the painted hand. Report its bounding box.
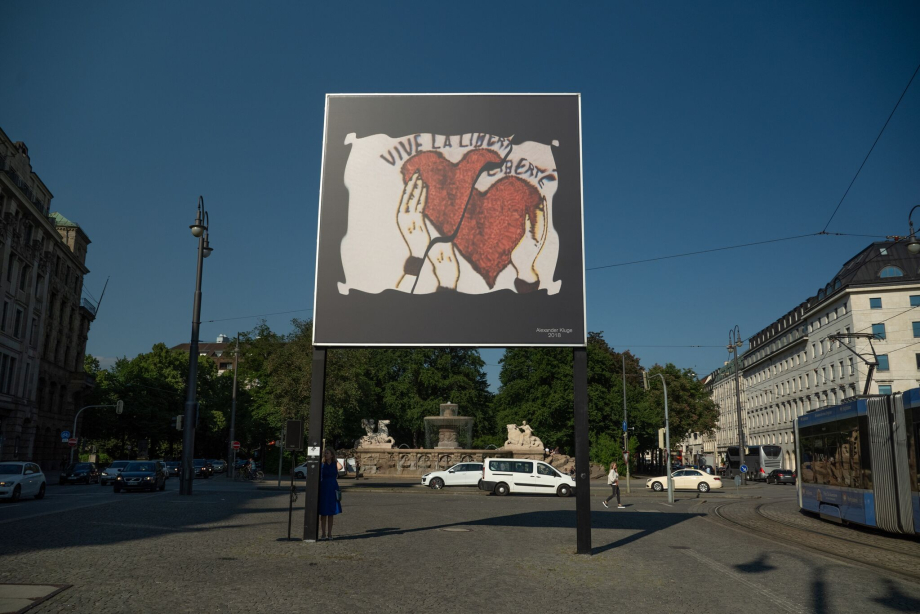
[510,197,547,288]
[397,171,430,259]
[428,242,460,290]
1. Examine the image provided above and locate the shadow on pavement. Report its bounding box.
[333,509,700,555]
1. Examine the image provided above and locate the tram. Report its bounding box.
[794,388,920,534]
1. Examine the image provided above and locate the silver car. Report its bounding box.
[100,460,130,486]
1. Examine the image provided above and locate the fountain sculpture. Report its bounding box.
[423,403,474,449]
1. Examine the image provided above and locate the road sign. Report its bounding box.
[622,421,627,432]
[61,430,71,440]
[68,438,78,447]
[734,475,742,487]
[623,452,629,461]
[740,464,748,473]
[232,441,240,450]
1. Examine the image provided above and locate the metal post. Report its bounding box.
[573,347,592,555]
[70,405,115,465]
[277,425,285,488]
[287,451,296,540]
[730,326,746,486]
[180,205,207,496]
[303,347,327,542]
[656,373,674,504]
[227,333,239,479]
[622,354,629,494]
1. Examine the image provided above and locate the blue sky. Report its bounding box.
[2,2,919,390]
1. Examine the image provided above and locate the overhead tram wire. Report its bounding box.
[823,61,920,232]
[204,308,313,323]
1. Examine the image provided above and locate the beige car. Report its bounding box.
[646,469,723,493]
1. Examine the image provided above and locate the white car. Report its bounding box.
[294,458,353,479]
[0,462,46,501]
[646,469,723,493]
[421,462,483,489]
[100,460,130,486]
[478,457,576,497]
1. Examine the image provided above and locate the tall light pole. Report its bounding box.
[622,354,630,494]
[728,325,746,486]
[653,372,674,504]
[180,196,213,496]
[227,333,239,479]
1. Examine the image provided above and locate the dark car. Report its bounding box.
[208,459,227,473]
[766,469,796,485]
[193,459,210,479]
[165,461,180,478]
[114,461,167,492]
[59,462,100,485]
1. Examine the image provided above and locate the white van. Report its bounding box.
[479,457,575,497]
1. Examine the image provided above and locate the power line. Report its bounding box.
[823,61,920,232]
[205,308,312,323]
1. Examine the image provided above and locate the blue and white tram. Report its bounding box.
[795,389,920,534]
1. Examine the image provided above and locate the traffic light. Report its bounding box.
[170,416,177,429]
[268,440,276,447]
[175,415,184,431]
[642,370,649,390]
[116,400,124,414]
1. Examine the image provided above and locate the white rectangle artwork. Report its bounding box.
[337,132,561,296]
[307,446,320,457]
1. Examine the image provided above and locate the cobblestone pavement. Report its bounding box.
[1,479,919,613]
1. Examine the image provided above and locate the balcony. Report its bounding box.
[80,298,97,317]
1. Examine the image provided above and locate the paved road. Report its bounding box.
[1,477,917,613]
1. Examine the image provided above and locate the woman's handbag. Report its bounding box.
[335,489,342,503]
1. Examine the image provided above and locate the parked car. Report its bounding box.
[422,462,483,489]
[165,461,180,478]
[766,469,796,485]
[0,462,46,501]
[646,469,722,493]
[114,461,168,492]
[294,458,351,479]
[193,459,210,479]
[479,458,575,497]
[59,462,100,485]
[101,460,130,485]
[208,459,227,473]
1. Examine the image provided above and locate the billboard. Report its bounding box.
[312,94,585,347]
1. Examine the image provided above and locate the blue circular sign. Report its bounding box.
[740,464,748,473]
[61,430,71,440]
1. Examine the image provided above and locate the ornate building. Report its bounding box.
[0,128,96,468]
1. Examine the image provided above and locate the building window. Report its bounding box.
[5,254,15,283]
[878,354,890,371]
[879,385,892,395]
[913,322,920,338]
[29,319,36,346]
[0,302,7,333]
[916,353,920,369]
[13,309,22,339]
[872,323,887,340]
[870,298,882,309]
[879,266,904,278]
[912,295,920,307]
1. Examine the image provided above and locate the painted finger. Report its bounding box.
[417,184,428,214]
[400,171,420,213]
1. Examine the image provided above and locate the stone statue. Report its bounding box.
[355,419,395,448]
[504,421,543,448]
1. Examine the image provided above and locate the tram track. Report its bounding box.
[710,498,920,581]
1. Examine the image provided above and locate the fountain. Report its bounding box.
[423,403,474,449]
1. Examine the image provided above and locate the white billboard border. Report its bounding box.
[311,93,587,348]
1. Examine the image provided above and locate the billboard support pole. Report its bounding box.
[303,347,327,542]
[573,346,591,555]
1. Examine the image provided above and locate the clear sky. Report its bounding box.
[2,2,919,390]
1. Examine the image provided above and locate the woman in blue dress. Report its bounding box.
[318,448,342,540]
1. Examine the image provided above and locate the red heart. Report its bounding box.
[402,151,543,288]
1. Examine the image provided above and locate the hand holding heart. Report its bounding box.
[510,197,548,285]
[428,242,459,290]
[396,171,430,259]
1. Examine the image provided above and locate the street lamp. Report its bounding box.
[728,325,746,486]
[907,205,920,255]
[653,372,674,504]
[180,196,213,496]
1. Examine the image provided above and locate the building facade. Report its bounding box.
[0,129,96,468]
[739,241,920,471]
[170,334,236,375]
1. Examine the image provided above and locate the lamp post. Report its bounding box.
[180,196,212,496]
[227,333,239,479]
[728,325,746,486]
[653,373,674,504]
[907,205,920,255]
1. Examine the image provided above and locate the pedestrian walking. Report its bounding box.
[602,461,624,509]
[318,448,343,540]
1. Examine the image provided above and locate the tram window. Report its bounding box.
[825,435,842,486]
[800,437,815,484]
[858,415,873,491]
